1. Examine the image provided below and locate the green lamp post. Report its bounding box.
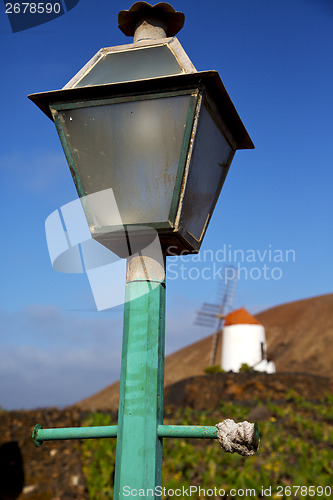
[30,3,258,497]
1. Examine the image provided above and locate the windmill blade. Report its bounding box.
[226,268,239,311]
[194,306,219,328]
[194,266,239,330]
[194,316,217,328]
[196,311,219,318]
[201,303,221,313]
[215,266,239,315]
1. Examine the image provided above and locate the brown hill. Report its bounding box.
[257,293,333,377]
[75,294,333,411]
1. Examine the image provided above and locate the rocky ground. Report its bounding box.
[164,371,332,410]
[0,407,90,500]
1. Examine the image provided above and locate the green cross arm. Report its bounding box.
[32,422,259,448]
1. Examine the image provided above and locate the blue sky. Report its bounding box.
[1,0,332,409]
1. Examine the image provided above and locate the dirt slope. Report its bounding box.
[257,293,333,377]
[75,294,333,411]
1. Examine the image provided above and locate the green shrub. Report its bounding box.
[239,363,252,372]
[204,365,225,374]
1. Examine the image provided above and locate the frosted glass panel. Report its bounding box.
[75,45,182,87]
[55,94,191,226]
[181,104,233,241]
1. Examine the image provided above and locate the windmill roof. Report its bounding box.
[224,308,262,326]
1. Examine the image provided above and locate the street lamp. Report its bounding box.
[29,2,253,257]
[30,3,258,498]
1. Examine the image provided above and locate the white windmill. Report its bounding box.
[195,269,275,373]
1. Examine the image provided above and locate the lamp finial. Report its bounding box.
[118,2,185,42]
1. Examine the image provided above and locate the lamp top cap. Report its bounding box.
[118,2,185,38]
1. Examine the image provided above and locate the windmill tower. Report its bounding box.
[222,308,276,373]
[195,268,238,366]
